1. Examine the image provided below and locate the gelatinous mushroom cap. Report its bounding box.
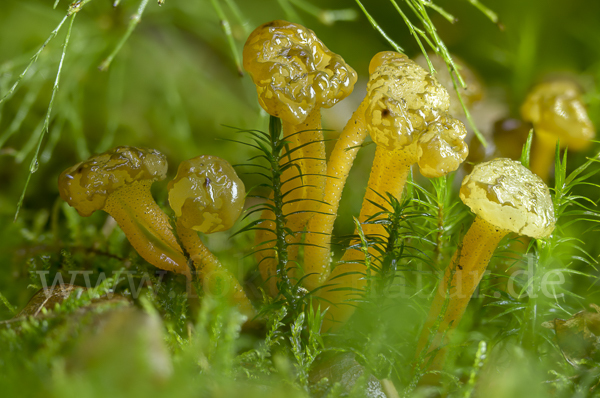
[365,53,469,176]
[521,80,595,150]
[243,20,357,124]
[417,115,468,178]
[460,158,556,239]
[167,156,245,234]
[365,54,451,151]
[368,51,410,75]
[58,146,168,217]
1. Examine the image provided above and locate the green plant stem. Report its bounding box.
[288,0,358,25]
[448,64,488,147]
[355,0,403,53]
[99,0,149,71]
[14,12,77,222]
[466,0,499,24]
[0,84,42,150]
[223,0,248,34]
[276,0,303,24]
[0,291,16,315]
[0,15,69,106]
[209,0,244,76]
[388,0,431,70]
[268,117,294,302]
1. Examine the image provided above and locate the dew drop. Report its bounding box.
[30,159,39,173]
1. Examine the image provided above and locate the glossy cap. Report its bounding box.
[417,115,469,178]
[167,156,245,234]
[521,80,595,150]
[243,20,357,124]
[58,146,168,217]
[366,51,468,177]
[460,158,555,239]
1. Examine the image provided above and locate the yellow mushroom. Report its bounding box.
[416,158,555,373]
[58,146,190,278]
[243,20,357,296]
[316,52,469,330]
[521,80,595,181]
[302,52,407,291]
[167,155,255,318]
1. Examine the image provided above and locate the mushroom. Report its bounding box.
[243,20,357,296]
[58,146,190,277]
[167,155,255,318]
[302,51,406,291]
[315,52,469,330]
[416,158,556,371]
[521,80,595,181]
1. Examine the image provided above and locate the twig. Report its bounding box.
[355,0,403,53]
[99,0,149,71]
[209,0,244,76]
[14,13,77,221]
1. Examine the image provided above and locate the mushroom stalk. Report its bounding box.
[529,130,558,181]
[314,52,469,330]
[415,216,508,369]
[521,80,595,182]
[104,182,190,277]
[167,155,254,318]
[175,218,255,319]
[352,146,413,243]
[317,147,413,330]
[414,158,555,380]
[58,146,191,278]
[281,109,327,225]
[302,100,370,291]
[243,20,357,296]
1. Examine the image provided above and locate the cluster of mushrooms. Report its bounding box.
[57,20,595,377]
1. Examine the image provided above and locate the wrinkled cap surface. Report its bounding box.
[366,51,468,177]
[416,115,468,178]
[460,158,555,238]
[521,80,595,150]
[58,146,168,217]
[167,156,245,234]
[243,20,357,124]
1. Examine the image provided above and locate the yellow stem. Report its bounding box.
[415,216,507,373]
[282,109,326,240]
[176,218,255,319]
[303,100,369,291]
[529,129,559,182]
[103,181,190,278]
[318,146,413,331]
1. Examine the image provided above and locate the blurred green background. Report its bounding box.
[1,1,600,395]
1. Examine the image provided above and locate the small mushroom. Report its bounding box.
[416,158,556,371]
[521,80,595,181]
[58,146,190,277]
[302,52,408,291]
[317,52,469,330]
[167,155,255,318]
[243,20,357,296]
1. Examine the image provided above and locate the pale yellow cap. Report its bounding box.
[460,158,555,238]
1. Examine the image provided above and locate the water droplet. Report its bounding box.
[30,159,39,173]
